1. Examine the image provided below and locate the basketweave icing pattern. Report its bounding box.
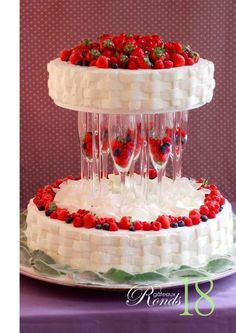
[26,200,233,274]
[47,58,215,114]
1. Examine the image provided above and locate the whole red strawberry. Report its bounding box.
[119,216,131,229]
[84,213,96,228]
[172,53,185,67]
[96,55,109,68]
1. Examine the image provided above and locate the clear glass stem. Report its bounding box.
[129,159,135,192]
[120,171,126,211]
[102,153,108,179]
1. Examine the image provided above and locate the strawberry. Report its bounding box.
[69,52,82,65]
[154,60,164,69]
[191,215,201,225]
[89,59,97,66]
[60,49,72,61]
[81,38,93,49]
[123,41,137,54]
[156,215,170,229]
[131,47,145,58]
[101,38,114,51]
[96,56,109,68]
[50,211,58,219]
[118,54,129,68]
[150,47,166,62]
[133,221,143,230]
[102,48,114,58]
[119,216,131,229]
[128,59,138,70]
[109,223,118,232]
[164,60,173,68]
[84,213,96,228]
[137,55,152,69]
[143,222,151,231]
[86,49,101,62]
[57,208,69,221]
[190,51,200,63]
[185,58,195,66]
[73,216,84,228]
[172,53,185,67]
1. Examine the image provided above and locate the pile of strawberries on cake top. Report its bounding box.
[60,33,200,70]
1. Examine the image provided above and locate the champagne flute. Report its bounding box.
[148,113,172,197]
[108,114,137,208]
[99,113,109,179]
[129,115,143,191]
[172,111,188,180]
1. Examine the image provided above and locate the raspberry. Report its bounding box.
[200,205,210,216]
[156,215,170,229]
[119,216,131,229]
[219,197,225,205]
[208,211,216,219]
[83,213,96,228]
[151,221,161,231]
[184,217,193,227]
[73,216,83,228]
[109,223,118,232]
[191,215,201,225]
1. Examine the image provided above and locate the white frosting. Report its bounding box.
[47,58,215,114]
[54,176,207,221]
[26,198,233,274]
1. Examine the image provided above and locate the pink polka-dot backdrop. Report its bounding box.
[20,0,236,208]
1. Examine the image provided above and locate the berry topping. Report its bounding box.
[201,215,208,222]
[96,55,109,68]
[171,222,178,228]
[84,213,97,228]
[156,215,170,229]
[178,221,185,227]
[73,216,83,228]
[184,217,193,227]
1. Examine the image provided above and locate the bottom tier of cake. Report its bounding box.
[26,199,233,274]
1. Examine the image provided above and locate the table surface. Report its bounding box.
[20,203,236,333]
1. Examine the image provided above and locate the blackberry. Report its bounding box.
[95,223,102,230]
[171,222,178,228]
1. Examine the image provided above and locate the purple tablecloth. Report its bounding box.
[20,203,236,333]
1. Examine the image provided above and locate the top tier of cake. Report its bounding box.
[48,58,215,114]
[48,34,215,114]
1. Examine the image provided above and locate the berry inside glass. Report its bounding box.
[110,129,136,172]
